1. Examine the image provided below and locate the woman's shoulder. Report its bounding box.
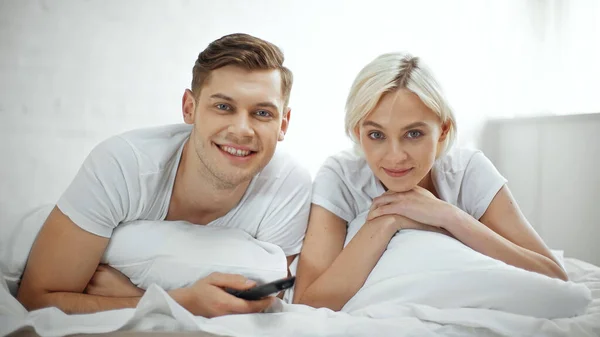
[316,148,375,185]
[313,148,379,222]
[321,147,368,170]
[433,146,507,218]
[433,146,487,174]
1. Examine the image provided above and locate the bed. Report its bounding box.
[1,229,599,337]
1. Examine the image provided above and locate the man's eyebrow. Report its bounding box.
[209,94,279,110]
[256,101,280,110]
[210,93,235,102]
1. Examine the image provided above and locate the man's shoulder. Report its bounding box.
[116,123,192,149]
[239,146,311,217]
[252,146,312,192]
[101,123,191,174]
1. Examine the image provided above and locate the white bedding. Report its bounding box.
[1,215,599,337]
[341,228,591,319]
[101,220,288,290]
[1,256,599,337]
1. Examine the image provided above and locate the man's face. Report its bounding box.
[183,65,289,188]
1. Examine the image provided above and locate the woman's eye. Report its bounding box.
[256,110,271,117]
[216,103,231,111]
[368,131,384,140]
[407,130,423,139]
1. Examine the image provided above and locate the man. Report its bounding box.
[17,33,311,318]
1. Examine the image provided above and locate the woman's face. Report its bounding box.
[356,89,449,192]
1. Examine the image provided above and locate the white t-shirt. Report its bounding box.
[57,124,312,256]
[312,147,507,245]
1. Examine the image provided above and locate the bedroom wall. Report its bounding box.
[1,0,599,261]
[479,113,600,266]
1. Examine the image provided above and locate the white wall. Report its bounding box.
[479,114,600,265]
[1,0,599,256]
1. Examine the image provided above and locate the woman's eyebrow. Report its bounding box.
[401,121,428,131]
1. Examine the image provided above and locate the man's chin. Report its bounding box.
[217,165,264,186]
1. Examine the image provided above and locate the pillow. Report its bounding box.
[102,220,288,290]
[0,204,52,296]
[341,211,591,319]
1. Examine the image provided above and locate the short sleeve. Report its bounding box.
[461,151,508,219]
[57,136,141,237]
[255,166,312,256]
[311,157,357,223]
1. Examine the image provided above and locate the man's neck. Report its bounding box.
[166,140,251,225]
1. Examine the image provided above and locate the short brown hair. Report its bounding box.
[191,33,293,108]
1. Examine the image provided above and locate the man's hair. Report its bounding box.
[191,33,293,108]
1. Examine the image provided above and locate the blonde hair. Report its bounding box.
[345,52,457,154]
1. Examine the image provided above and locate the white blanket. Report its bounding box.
[342,229,591,319]
[1,216,598,337]
[1,257,599,337]
[97,221,591,321]
[101,220,288,290]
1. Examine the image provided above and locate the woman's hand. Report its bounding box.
[84,264,145,297]
[367,186,459,230]
[370,213,452,236]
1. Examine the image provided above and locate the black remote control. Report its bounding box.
[225,276,296,301]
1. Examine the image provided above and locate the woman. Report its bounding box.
[292,52,567,311]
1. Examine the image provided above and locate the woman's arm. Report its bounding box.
[446,185,568,280]
[293,204,399,311]
[370,185,567,280]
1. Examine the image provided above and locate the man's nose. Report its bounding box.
[228,113,255,139]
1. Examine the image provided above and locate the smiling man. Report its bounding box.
[17,33,311,318]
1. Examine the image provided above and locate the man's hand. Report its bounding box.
[171,272,275,318]
[84,266,275,317]
[84,264,144,297]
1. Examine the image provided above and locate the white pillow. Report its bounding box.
[0,204,52,296]
[341,211,592,319]
[102,220,288,290]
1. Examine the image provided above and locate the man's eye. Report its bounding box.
[216,104,231,110]
[368,131,384,140]
[406,130,423,139]
[256,110,272,117]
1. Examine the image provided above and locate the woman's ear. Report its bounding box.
[438,120,451,143]
[353,125,361,142]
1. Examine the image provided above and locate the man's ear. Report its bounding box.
[278,107,291,141]
[182,89,197,124]
[438,120,451,143]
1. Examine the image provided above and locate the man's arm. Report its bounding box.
[286,255,296,274]
[18,207,275,316]
[17,207,140,313]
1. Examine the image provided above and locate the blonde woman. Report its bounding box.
[292,52,567,311]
